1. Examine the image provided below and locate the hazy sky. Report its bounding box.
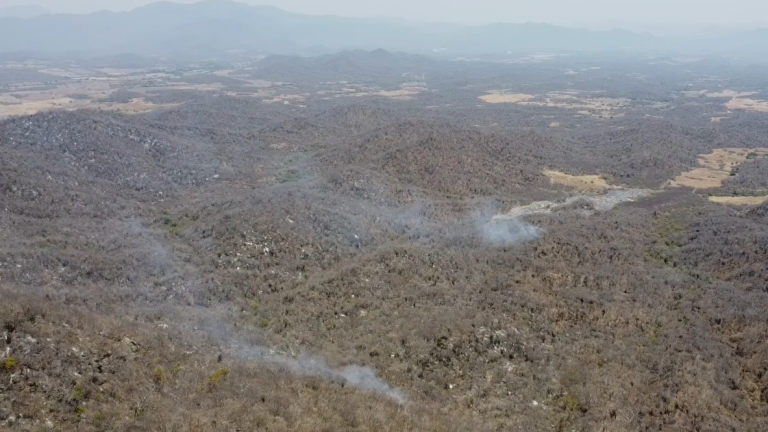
[3,0,768,29]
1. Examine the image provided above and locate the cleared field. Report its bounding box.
[708,196,768,205]
[0,96,78,116]
[479,92,535,103]
[670,148,768,189]
[320,84,427,101]
[671,167,730,189]
[707,90,755,98]
[99,98,180,113]
[726,98,768,112]
[263,93,309,104]
[367,88,423,100]
[681,90,755,98]
[0,70,231,117]
[0,65,286,117]
[480,91,628,117]
[0,94,177,117]
[543,169,612,192]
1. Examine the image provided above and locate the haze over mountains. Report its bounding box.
[1,0,768,58]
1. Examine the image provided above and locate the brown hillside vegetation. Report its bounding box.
[2,51,768,432]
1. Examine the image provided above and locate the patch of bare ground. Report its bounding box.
[540,95,628,118]
[0,69,219,117]
[480,91,628,117]
[669,148,768,189]
[372,89,421,101]
[680,90,755,98]
[348,88,424,101]
[263,94,309,104]
[0,95,177,117]
[726,98,768,112]
[710,116,728,123]
[318,82,426,101]
[543,169,612,192]
[707,90,755,98]
[708,196,768,205]
[167,82,226,91]
[479,92,535,103]
[99,98,180,114]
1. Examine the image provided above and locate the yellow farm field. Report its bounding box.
[543,169,612,192]
[708,196,768,205]
[670,148,768,189]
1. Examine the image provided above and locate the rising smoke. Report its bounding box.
[204,320,408,404]
[235,345,409,404]
[472,202,542,246]
[479,218,542,246]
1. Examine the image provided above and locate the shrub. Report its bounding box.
[209,368,230,386]
[4,357,16,371]
[153,367,165,383]
[163,215,195,235]
[562,395,580,415]
[277,168,303,183]
[648,332,659,345]
[73,385,85,401]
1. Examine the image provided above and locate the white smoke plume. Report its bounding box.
[479,217,542,246]
[472,202,542,246]
[234,344,409,404]
[203,321,408,404]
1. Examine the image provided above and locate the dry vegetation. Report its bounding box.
[2,51,768,432]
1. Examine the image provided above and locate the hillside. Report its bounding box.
[2,50,768,431]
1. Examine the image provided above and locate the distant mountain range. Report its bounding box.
[0,0,766,58]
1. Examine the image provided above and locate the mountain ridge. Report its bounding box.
[0,0,766,57]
